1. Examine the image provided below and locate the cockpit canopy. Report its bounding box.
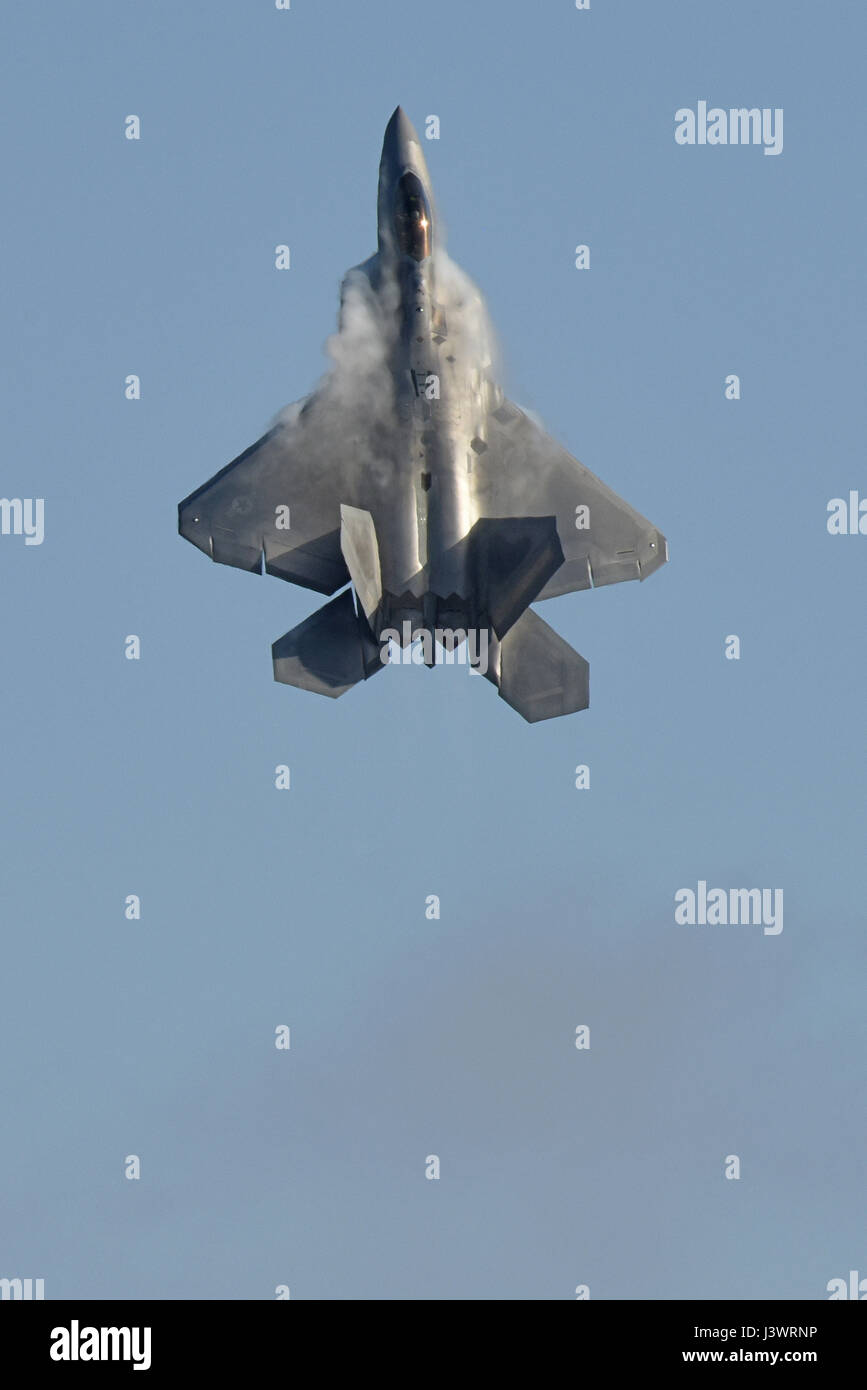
[394,172,432,261]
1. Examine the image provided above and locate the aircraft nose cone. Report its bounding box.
[384,105,420,162]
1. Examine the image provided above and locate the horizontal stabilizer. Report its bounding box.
[483,607,589,722]
[272,590,385,698]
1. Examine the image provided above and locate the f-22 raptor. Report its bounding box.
[179,108,667,721]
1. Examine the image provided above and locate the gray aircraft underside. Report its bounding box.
[178,108,668,721]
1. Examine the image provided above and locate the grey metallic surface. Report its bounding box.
[178,108,668,721]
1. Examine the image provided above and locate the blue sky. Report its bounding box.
[0,0,864,1299]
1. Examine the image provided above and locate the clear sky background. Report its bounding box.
[1,1,864,1300]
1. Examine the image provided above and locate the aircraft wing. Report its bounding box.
[474,399,667,598]
[178,397,352,595]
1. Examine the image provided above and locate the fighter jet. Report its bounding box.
[178,108,667,721]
